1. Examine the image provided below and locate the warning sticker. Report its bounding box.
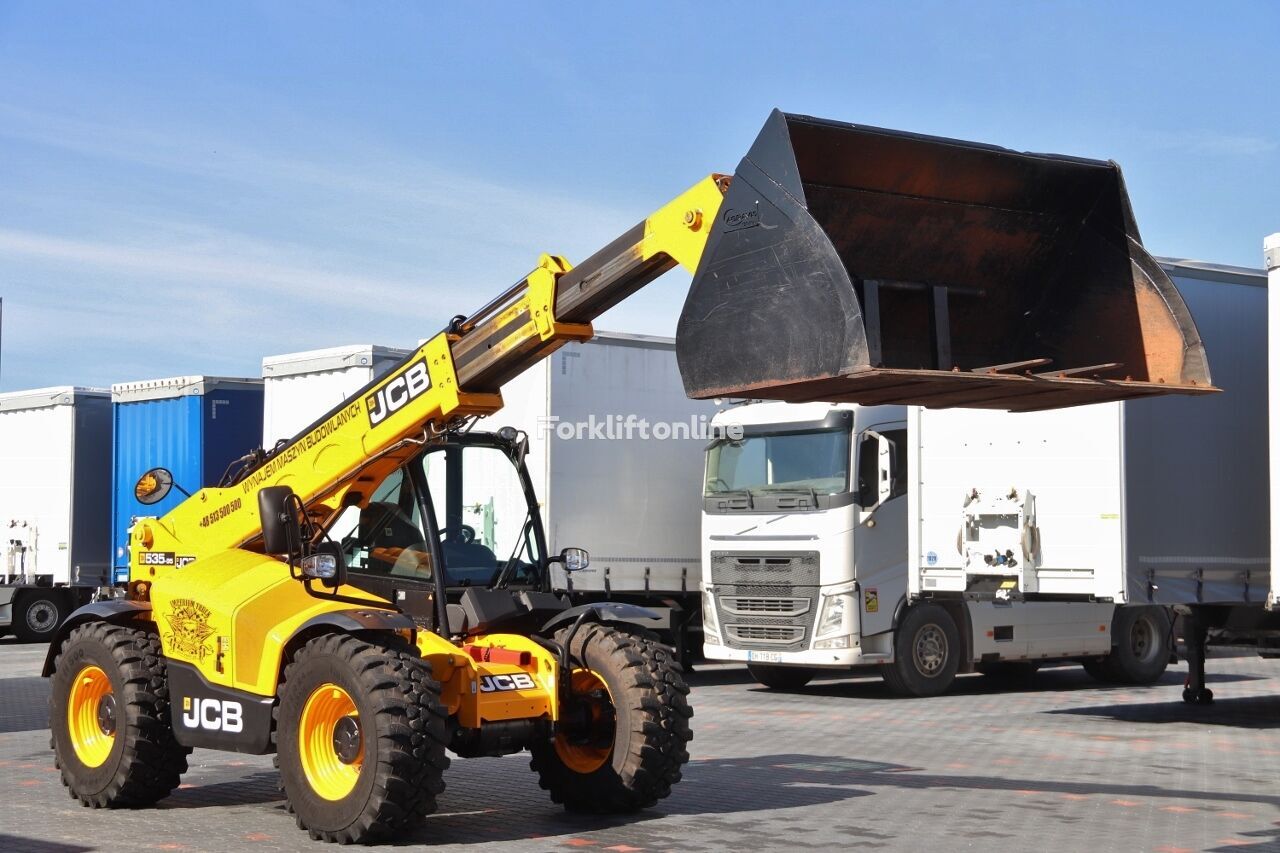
[864,588,879,613]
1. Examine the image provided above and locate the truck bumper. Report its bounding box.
[703,639,880,669]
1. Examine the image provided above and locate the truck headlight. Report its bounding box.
[701,585,720,644]
[814,635,851,650]
[815,583,856,639]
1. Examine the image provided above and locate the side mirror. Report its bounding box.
[858,430,895,525]
[135,468,175,506]
[555,547,590,572]
[259,485,303,558]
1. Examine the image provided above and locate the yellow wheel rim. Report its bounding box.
[298,683,363,801]
[67,665,116,768]
[554,669,615,774]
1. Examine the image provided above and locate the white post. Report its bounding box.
[1266,233,1280,610]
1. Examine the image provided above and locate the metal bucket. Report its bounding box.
[676,111,1214,411]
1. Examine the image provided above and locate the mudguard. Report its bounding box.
[291,608,416,638]
[541,601,662,635]
[42,600,153,676]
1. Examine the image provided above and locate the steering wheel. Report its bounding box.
[439,524,477,545]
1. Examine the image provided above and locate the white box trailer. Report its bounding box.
[0,386,112,641]
[482,331,716,657]
[909,260,1268,607]
[262,344,411,448]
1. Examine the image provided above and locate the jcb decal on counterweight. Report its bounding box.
[164,599,216,661]
[367,358,432,427]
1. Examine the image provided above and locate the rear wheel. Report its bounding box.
[881,604,960,697]
[1086,607,1171,684]
[49,623,189,807]
[15,590,66,643]
[275,633,449,844]
[747,663,817,691]
[530,624,692,813]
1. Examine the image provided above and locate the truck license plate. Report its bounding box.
[747,650,782,663]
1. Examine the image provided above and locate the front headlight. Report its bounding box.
[701,585,720,644]
[815,583,857,639]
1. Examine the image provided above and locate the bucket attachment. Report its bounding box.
[676,111,1215,411]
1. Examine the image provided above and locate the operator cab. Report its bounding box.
[329,429,573,634]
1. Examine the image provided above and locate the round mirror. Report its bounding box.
[134,468,175,506]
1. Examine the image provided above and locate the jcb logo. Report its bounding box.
[367,359,432,427]
[181,697,243,733]
[478,673,537,693]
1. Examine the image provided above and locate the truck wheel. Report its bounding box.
[530,624,692,813]
[1100,606,1171,684]
[49,623,190,807]
[747,663,816,690]
[881,604,960,697]
[275,633,449,844]
[15,590,66,643]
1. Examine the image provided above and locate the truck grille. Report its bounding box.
[726,624,806,644]
[710,551,820,587]
[711,551,820,652]
[720,596,810,617]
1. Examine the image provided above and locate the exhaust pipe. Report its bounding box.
[676,111,1214,411]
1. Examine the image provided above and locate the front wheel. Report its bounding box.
[275,634,449,844]
[881,604,961,697]
[49,623,190,807]
[530,624,692,813]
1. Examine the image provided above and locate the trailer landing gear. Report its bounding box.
[1181,609,1214,705]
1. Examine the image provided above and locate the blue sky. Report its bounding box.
[1,1,1276,391]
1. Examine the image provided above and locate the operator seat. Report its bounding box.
[360,501,426,574]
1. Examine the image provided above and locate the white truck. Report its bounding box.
[0,387,113,642]
[701,258,1269,696]
[263,333,715,660]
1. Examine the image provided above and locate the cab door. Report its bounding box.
[852,421,908,638]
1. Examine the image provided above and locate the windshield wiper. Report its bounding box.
[708,488,753,508]
[752,486,820,506]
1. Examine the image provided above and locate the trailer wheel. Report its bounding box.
[275,633,449,844]
[49,622,190,807]
[881,604,960,697]
[15,590,66,643]
[747,663,817,690]
[530,624,692,813]
[1088,606,1171,684]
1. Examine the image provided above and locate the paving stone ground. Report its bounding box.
[2,636,1278,852]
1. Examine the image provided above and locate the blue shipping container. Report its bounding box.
[111,376,263,582]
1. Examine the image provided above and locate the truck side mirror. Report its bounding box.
[259,485,303,559]
[858,430,895,525]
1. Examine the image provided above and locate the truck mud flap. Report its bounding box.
[677,110,1215,411]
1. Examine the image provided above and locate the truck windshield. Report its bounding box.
[705,428,851,496]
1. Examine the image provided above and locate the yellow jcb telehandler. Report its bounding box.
[43,110,1213,843]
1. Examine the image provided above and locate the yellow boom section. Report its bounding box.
[128,175,729,575]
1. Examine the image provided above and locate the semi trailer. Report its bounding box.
[0,387,112,642]
[702,258,1266,697]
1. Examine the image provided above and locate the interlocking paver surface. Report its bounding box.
[2,637,1278,852]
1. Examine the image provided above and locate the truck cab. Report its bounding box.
[700,401,908,674]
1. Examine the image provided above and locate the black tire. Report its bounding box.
[49,622,190,807]
[1096,606,1171,684]
[530,624,692,813]
[747,663,817,690]
[274,633,449,844]
[15,590,66,643]
[976,660,1041,683]
[881,604,961,697]
[1081,656,1114,682]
